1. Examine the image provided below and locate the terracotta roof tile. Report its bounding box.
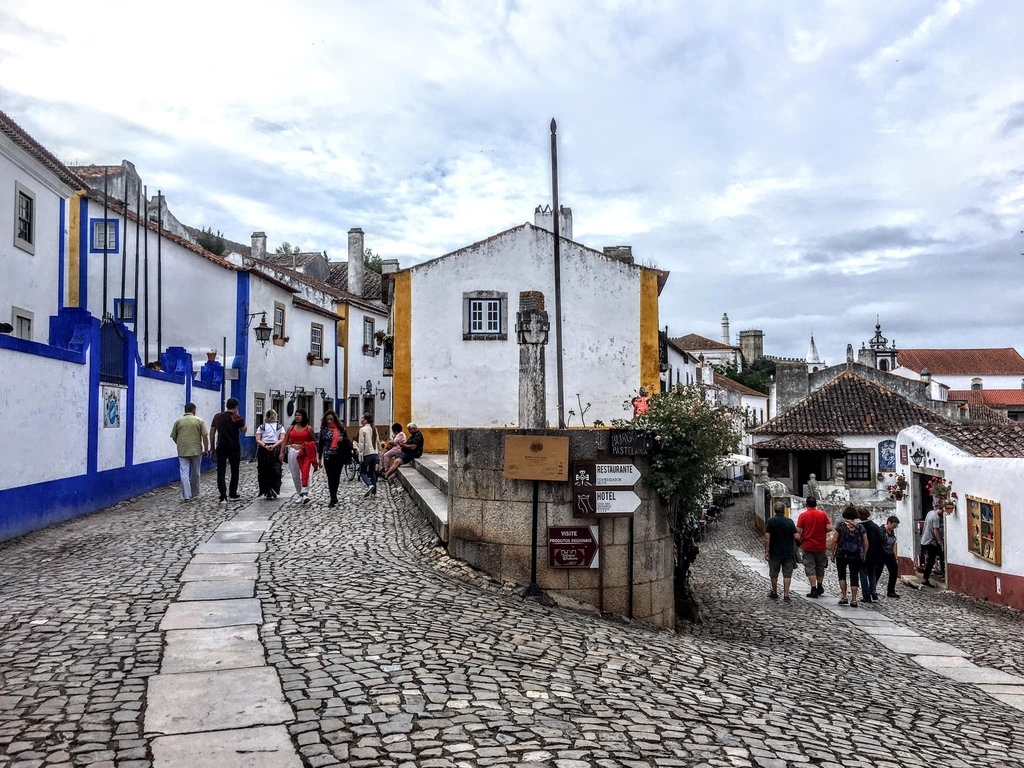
[672,334,736,352]
[713,373,766,398]
[754,435,848,452]
[750,371,951,436]
[263,252,323,269]
[929,420,1024,458]
[327,261,384,302]
[897,348,1024,376]
[948,389,1024,407]
[0,109,87,191]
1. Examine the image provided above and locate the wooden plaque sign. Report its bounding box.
[503,435,569,481]
[610,429,654,457]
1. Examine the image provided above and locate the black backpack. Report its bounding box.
[838,522,863,557]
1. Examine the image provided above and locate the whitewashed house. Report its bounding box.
[664,336,698,390]
[895,421,1024,612]
[892,348,1024,391]
[0,109,86,341]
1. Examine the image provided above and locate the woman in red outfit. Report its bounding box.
[280,409,316,502]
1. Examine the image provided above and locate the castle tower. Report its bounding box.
[739,329,764,367]
[721,313,730,346]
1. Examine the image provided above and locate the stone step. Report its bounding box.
[396,464,449,544]
[414,456,448,495]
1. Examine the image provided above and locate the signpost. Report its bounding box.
[547,526,600,569]
[572,461,643,517]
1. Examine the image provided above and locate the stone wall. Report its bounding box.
[448,428,675,629]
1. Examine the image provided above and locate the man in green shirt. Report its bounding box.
[765,501,798,603]
[170,403,210,501]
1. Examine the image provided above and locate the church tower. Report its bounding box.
[858,319,899,371]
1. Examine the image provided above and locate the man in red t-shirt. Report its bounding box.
[796,496,833,598]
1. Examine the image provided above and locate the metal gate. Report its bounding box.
[99,320,126,385]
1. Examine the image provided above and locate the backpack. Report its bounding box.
[838,522,863,557]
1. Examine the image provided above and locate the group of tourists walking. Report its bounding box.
[763,496,904,606]
[170,402,424,505]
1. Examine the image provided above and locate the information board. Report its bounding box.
[503,435,570,481]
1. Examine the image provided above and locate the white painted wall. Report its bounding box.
[97,384,128,472]
[134,373,192,465]
[83,197,238,364]
[891,367,1023,391]
[192,384,222,429]
[0,141,73,341]
[409,226,643,427]
[344,303,392,427]
[665,346,696,389]
[896,426,1024,580]
[0,347,89,489]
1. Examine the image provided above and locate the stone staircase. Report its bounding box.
[395,453,448,543]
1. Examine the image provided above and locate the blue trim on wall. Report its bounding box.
[86,317,100,475]
[58,198,66,312]
[0,458,181,542]
[114,298,137,325]
[232,272,252,458]
[88,217,120,254]
[193,378,219,391]
[124,330,137,468]
[78,197,89,311]
[0,332,86,363]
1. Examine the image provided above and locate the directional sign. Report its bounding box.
[573,461,641,488]
[548,525,600,568]
[574,488,642,517]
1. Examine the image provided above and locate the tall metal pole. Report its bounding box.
[143,186,149,364]
[102,168,109,320]
[133,182,140,323]
[156,189,163,358]
[119,174,128,314]
[550,118,566,429]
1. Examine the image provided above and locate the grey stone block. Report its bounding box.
[151,725,301,767]
[160,599,262,630]
[178,579,255,601]
[181,562,258,582]
[162,625,264,674]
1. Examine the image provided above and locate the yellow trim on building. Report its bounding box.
[419,427,449,455]
[393,271,413,431]
[67,191,84,307]
[639,268,660,393]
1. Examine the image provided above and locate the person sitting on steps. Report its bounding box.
[383,423,424,480]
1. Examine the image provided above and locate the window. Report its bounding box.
[971,377,983,391]
[254,393,265,427]
[113,298,136,324]
[363,317,375,355]
[362,394,375,421]
[846,452,871,482]
[273,302,286,345]
[878,359,888,371]
[348,395,359,423]
[310,323,323,360]
[11,307,33,341]
[462,290,508,340]
[14,182,35,254]
[89,219,120,253]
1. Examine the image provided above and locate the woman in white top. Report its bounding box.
[255,409,284,499]
[357,413,379,497]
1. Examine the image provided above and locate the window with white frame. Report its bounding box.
[14,182,35,254]
[253,393,265,427]
[90,219,119,253]
[363,317,375,355]
[114,298,136,324]
[462,290,508,340]
[310,323,323,359]
[11,307,33,341]
[273,302,286,345]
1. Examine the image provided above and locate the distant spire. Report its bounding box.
[806,335,821,364]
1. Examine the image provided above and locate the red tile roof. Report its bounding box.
[948,390,1024,407]
[929,421,1024,458]
[0,109,87,191]
[750,371,951,436]
[713,373,766,398]
[754,435,848,452]
[897,348,1024,376]
[672,334,736,352]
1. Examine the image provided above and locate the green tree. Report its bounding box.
[196,226,226,256]
[716,357,775,395]
[633,385,740,621]
[364,247,383,274]
[275,241,301,255]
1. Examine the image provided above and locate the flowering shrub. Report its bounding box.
[885,471,908,497]
[926,476,953,502]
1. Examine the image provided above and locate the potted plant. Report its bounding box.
[886,471,909,501]
[926,476,954,509]
[306,352,317,364]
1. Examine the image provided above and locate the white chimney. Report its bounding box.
[348,228,365,296]
[721,313,730,346]
[533,205,572,241]
[251,231,267,261]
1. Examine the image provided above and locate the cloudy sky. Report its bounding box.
[2,1,1021,362]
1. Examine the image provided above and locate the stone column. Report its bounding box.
[834,459,846,486]
[516,291,550,429]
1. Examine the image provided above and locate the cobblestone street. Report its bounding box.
[2,467,1023,768]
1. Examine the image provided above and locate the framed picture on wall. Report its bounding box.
[966,495,1001,565]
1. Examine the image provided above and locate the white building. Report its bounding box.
[389,208,667,452]
[0,109,86,341]
[664,336,698,390]
[891,348,1024,391]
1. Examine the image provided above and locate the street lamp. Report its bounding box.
[911,447,926,467]
[242,304,273,348]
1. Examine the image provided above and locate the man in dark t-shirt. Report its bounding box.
[765,502,798,603]
[210,397,247,503]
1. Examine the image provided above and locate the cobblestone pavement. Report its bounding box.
[2,467,1023,767]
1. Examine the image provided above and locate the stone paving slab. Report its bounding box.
[216,520,274,532]
[191,552,259,564]
[181,562,258,581]
[979,684,1024,695]
[179,578,255,601]
[913,655,977,668]
[151,725,302,767]
[195,541,266,554]
[930,664,1024,685]
[162,625,264,674]
[145,667,293,735]
[209,531,264,544]
[160,598,262,630]
[989,694,1024,711]
[868,633,969,657]
[859,625,921,637]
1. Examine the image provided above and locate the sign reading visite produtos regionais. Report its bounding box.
[503,435,570,481]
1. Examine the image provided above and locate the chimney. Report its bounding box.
[559,206,572,241]
[348,228,365,297]
[921,368,932,385]
[533,205,573,241]
[602,246,634,265]
[251,231,267,261]
[721,313,730,346]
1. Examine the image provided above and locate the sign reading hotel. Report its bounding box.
[547,525,600,569]
[572,461,643,517]
[503,435,569,481]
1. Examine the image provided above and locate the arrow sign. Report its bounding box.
[574,488,641,517]
[548,525,600,568]
[594,463,641,487]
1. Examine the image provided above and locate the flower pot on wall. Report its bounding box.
[207,351,217,362]
[893,491,904,501]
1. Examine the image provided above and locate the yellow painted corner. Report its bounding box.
[67,191,84,307]
[639,268,660,392]
[393,271,413,428]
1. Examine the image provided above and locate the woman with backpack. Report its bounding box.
[255,409,284,499]
[830,505,869,607]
